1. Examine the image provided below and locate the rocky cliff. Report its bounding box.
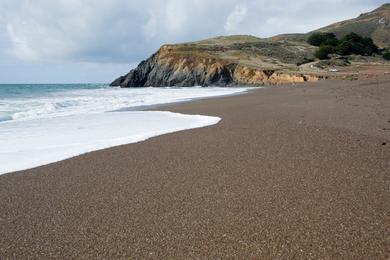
[111,36,323,87]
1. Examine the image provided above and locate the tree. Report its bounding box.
[343,32,362,43]
[351,42,366,55]
[362,37,378,55]
[339,33,378,56]
[322,37,339,47]
[336,41,353,55]
[308,32,338,47]
[309,32,379,58]
[383,51,390,60]
[315,45,334,60]
[308,33,325,46]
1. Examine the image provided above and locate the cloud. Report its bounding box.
[0,0,385,64]
[224,5,248,35]
[2,0,150,62]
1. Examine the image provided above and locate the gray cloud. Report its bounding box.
[0,0,386,64]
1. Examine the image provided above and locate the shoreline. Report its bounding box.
[0,86,249,175]
[0,77,389,258]
[111,86,252,112]
[0,111,222,175]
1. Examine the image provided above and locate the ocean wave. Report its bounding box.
[0,112,12,122]
[0,86,247,122]
[0,111,221,174]
[0,85,248,174]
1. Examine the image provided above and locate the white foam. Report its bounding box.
[2,87,247,122]
[0,111,220,174]
[0,86,249,175]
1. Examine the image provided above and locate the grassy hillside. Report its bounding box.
[316,4,390,48]
[166,35,316,71]
[273,4,390,48]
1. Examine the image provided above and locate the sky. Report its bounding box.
[0,0,387,83]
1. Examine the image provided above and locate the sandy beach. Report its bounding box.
[0,77,389,258]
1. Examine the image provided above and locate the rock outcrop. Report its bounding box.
[111,37,322,88]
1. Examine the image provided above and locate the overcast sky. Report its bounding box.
[0,0,387,83]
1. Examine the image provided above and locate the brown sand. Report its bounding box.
[0,77,389,259]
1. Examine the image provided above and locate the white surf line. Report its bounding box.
[0,111,220,175]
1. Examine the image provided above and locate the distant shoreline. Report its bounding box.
[112,86,252,112]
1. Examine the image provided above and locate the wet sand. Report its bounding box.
[0,77,389,259]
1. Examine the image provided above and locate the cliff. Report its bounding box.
[111,36,323,87]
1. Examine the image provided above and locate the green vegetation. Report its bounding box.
[308,33,339,47]
[337,33,378,55]
[383,50,390,60]
[314,45,335,60]
[307,32,379,60]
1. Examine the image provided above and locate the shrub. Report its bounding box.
[308,33,324,46]
[343,32,362,43]
[315,45,334,60]
[336,40,353,55]
[362,37,378,54]
[338,33,379,56]
[309,32,379,60]
[383,51,390,60]
[308,32,338,47]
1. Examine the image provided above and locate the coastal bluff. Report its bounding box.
[110,36,322,87]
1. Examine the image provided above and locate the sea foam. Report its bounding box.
[0,86,246,122]
[0,111,220,174]
[0,85,247,174]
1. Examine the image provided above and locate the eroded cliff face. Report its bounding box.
[233,67,322,85]
[111,44,322,88]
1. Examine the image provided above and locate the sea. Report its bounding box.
[0,84,247,174]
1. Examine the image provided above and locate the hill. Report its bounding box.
[275,4,390,48]
[316,4,390,48]
[112,4,390,87]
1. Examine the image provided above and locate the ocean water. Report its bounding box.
[0,84,246,122]
[0,84,247,174]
